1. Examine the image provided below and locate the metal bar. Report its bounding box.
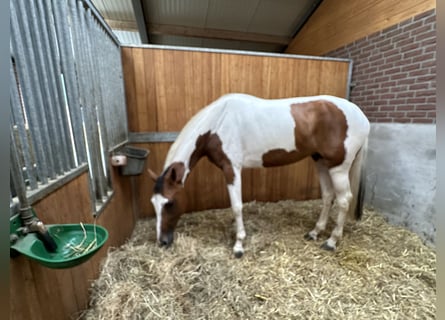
[82,0,121,45]
[36,0,73,171]
[10,195,20,217]
[93,190,114,218]
[80,107,99,213]
[121,44,352,63]
[79,4,108,200]
[11,0,51,184]
[51,0,87,164]
[10,126,29,208]
[128,131,179,143]
[25,0,63,176]
[346,60,354,100]
[115,45,129,144]
[131,0,149,44]
[10,61,38,190]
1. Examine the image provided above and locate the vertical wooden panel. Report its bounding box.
[142,50,158,132]
[122,48,137,132]
[10,258,44,320]
[133,48,149,132]
[123,47,351,218]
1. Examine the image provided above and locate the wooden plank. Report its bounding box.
[53,268,79,318]
[29,262,67,319]
[10,258,43,320]
[132,48,149,132]
[122,48,138,132]
[142,49,158,131]
[148,23,291,45]
[286,0,436,55]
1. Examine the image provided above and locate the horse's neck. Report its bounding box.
[164,98,230,182]
[164,130,207,183]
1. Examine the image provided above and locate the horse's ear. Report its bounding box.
[147,169,159,182]
[166,162,185,185]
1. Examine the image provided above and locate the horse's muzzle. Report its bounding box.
[159,231,174,247]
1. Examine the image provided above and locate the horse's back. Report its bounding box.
[168,93,369,170]
[210,94,369,166]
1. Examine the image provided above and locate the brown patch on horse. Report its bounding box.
[154,162,185,199]
[190,131,235,184]
[261,100,347,168]
[291,100,347,168]
[262,149,309,167]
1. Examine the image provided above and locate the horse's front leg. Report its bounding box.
[227,167,245,258]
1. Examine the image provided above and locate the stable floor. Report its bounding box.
[78,200,436,320]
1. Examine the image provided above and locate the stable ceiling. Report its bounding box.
[91,0,322,52]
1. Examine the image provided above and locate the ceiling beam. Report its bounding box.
[131,0,149,44]
[148,23,291,45]
[105,19,138,31]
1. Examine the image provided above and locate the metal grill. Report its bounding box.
[10,0,128,216]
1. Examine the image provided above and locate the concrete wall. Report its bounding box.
[365,123,436,244]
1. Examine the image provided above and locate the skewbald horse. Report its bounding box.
[149,93,370,258]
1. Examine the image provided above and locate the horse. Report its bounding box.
[148,93,370,258]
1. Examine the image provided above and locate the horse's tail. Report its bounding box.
[348,138,368,221]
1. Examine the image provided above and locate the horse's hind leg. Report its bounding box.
[226,167,246,258]
[321,167,353,251]
[305,161,335,241]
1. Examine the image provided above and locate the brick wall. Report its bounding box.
[327,9,436,123]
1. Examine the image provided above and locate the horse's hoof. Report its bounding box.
[234,251,244,258]
[304,232,316,241]
[320,241,335,251]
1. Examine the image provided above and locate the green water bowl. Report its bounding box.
[11,224,108,269]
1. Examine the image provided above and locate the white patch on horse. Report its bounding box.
[227,168,245,256]
[212,95,298,167]
[151,194,169,241]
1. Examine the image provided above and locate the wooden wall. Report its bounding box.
[122,47,351,217]
[10,168,136,320]
[286,0,436,56]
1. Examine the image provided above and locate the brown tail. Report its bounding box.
[348,138,368,220]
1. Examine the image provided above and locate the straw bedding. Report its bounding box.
[78,200,436,320]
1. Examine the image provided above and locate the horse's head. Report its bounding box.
[148,162,186,247]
